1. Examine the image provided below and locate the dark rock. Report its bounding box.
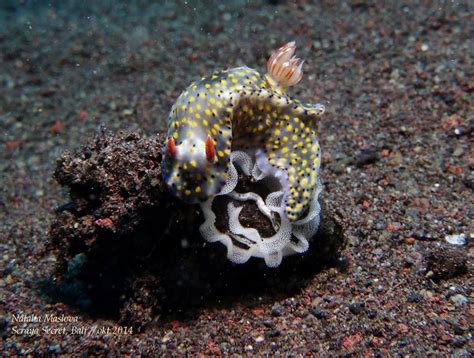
[265,330,281,338]
[366,310,377,319]
[348,303,364,315]
[422,243,468,281]
[262,320,275,328]
[407,292,423,303]
[451,337,467,348]
[354,147,379,167]
[271,304,284,317]
[309,307,328,319]
[335,256,349,272]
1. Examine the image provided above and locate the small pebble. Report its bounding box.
[309,307,328,319]
[450,294,468,306]
[265,330,281,338]
[404,237,415,245]
[349,303,364,315]
[366,310,377,319]
[445,234,466,246]
[271,303,283,317]
[244,345,253,352]
[407,292,423,303]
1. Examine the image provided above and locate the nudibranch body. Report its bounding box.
[163,42,325,221]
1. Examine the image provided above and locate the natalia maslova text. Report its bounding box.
[11,314,133,337]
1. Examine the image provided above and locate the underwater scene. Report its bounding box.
[1,0,472,355]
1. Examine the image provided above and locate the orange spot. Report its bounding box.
[447,165,463,176]
[205,135,216,163]
[50,121,63,134]
[170,320,180,331]
[387,224,400,232]
[252,308,264,317]
[94,218,115,230]
[167,137,177,158]
[78,109,88,121]
[5,140,22,151]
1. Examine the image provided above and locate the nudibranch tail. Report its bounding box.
[267,41,304,88]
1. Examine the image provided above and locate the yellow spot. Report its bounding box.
[286,124,293,131]
[284,114,290,120]
[209,98,216,105]
[204,109,212,116]
[188,107,193,114]
[282,147,289,154]
[195,104,202,111]
[301,178,308,186]
[231,78,238,84]
[184,189,192,196]
[194,113,201,119]
[190,160,197,168]
[217,150,225,157]
[188,96,195,102]
[205,84,211,89]
[274,129,281,136]
[292,135,298,141]
[195,186,201,193]
[203,119,209,126]
[282,136,288,143]
[294,117,300,123]
[216,101,223,108]
[172,132,178,139]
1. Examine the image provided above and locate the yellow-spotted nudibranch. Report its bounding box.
[163,42,325,221]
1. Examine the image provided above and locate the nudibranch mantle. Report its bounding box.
[163,42,325,221]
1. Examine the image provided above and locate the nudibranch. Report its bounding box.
[162,41,325,221]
